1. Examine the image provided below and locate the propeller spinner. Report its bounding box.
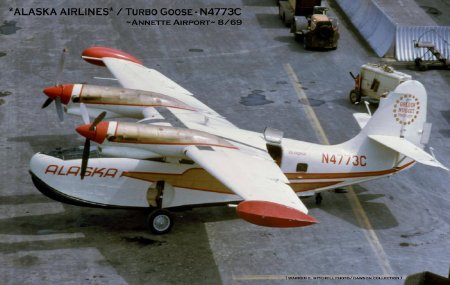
[41,48,69,121]
[75,110,108,179]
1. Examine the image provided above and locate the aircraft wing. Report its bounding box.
[184,145,317,227]
[102,57,193,97]
[82,48,316,227]
[102,57,237,129]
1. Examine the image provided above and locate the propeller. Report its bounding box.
[80,135,90,180]
[42,48,67,121]
[77,109,108,180]
[55,48,66,85]
[79,103,90,180]
[90,111,106,131]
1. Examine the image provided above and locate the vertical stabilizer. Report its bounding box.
[362,80,427,147]
[351,80,447,170]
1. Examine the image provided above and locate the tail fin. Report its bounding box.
[363,80,426,145]
[353,80,447,170]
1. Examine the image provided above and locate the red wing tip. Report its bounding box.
[237,200,317,228]
[81,46,143,66]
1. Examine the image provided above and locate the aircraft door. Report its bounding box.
[267,144,283,166]
[146,180,175,208]
[146,180,164,208]
[264,127,284,166]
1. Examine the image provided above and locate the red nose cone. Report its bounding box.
[76,121,109,144]
[43,84,74,105]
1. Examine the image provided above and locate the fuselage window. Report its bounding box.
[296,163,308,172]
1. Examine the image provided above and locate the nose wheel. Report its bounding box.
[147,209,174,235]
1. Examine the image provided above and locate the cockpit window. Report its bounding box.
[42,147,100,160]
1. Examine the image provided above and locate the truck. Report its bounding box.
[349,63,412,104]
[291,6,339,49]
[278,0,321,26]
[279,1,339,49]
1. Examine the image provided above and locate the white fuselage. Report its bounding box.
[29,132,414,209]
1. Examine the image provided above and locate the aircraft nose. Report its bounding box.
[75,121,109,144]
[42,84,74,104]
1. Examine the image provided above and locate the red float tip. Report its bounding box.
[42,84,73,105]
[75,121,109,144]
[81,46,143,66]
[237,200,318,228]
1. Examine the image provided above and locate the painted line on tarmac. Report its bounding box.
[283,63,330,145]
[283,63,394,275]
[0,233,85,243]
[0,203,65,220]
[345,189,393,275]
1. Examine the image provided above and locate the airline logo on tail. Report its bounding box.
[393,94,420,125]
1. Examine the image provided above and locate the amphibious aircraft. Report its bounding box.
[30,47,447,234]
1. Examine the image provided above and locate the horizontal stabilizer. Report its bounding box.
[369,135,448,170]
[353,113,371,129]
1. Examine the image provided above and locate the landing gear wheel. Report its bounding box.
[315,193,323,205]
[349,90,361,104]
[148,209,173,235]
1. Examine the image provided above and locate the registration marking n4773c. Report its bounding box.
[322,153,367,166]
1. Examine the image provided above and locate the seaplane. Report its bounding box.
[30,47,447,234]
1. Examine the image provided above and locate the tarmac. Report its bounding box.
[0,0,449,284]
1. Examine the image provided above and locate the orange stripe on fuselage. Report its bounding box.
[285,160,415,180]
[290,181,343,192]
[122,168,232,194]
[122,162,414,195]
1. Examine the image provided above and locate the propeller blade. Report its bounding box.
[80,138,90,180]
[79,103,90,125]
[89,111,107,131]
[41,97,54,109]
[55,48,67,86]
[55,97,64,121]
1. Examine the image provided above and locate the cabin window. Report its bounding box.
[296,163,308,172]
